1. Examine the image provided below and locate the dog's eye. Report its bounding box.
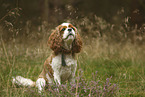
[61,28,66,31]
[72,27,75,31]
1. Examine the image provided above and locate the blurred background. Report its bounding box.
[0,0,145,43]
[1,0,145,24]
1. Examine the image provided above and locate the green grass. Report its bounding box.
[0,41,144,96]
[80,57,145,96]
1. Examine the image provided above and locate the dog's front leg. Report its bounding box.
[69,63,77,84]
[53,72,61,85]
[36,78,46,93]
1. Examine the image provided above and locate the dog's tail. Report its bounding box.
[12,76,36,87]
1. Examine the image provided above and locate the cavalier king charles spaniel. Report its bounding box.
[12,23,82,93]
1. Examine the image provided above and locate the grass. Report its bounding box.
[0,15,145,96]
[0,37,144,96]
[82,58,144,96]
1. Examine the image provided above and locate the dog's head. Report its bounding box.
[48,23,82,55]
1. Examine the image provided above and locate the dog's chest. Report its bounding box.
[51,54,77,80]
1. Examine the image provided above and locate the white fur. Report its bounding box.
[61,23,70,27]
[63,29,75,40]
[48,54,77,85]
[12,76,35,87]
[46,73,53,84]
[62,23,75,41]
[36,78,46,93]
[61,23,76,50]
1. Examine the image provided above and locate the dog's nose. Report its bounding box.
[68,28,72,32]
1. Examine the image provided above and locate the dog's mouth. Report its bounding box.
[64,33,74,40]
[68,33,74,36]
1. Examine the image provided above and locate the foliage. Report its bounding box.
[42,70,118,97]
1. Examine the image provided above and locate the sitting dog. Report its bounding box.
[12,23,82,93]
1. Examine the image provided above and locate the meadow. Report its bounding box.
[0,16,145,96]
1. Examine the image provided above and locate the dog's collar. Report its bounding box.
[61,53,66,66]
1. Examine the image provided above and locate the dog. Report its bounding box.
[12,23,82,93]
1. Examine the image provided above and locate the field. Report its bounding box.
[0,17,145,96]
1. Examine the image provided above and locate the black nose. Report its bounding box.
[68,28,72,32]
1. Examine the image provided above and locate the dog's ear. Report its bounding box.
[48,25,63,55]
[72,32,82,53]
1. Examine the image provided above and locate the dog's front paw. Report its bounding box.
[36,78,46,93]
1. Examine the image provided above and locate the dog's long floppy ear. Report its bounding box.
[48,25,62,55]
[72,31,82,53]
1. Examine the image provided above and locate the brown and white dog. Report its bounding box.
[12,23,82,93]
